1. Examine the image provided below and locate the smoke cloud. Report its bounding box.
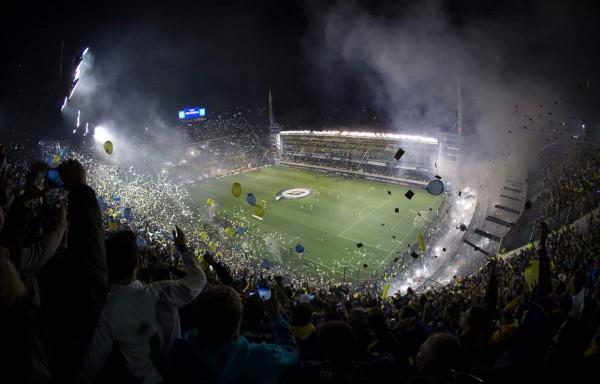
[303,0,599,183]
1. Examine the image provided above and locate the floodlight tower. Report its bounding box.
[438,77,464,186]
[268,86,281,162]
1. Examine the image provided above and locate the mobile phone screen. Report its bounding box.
[257,286,271,301]
[47,169,64,188]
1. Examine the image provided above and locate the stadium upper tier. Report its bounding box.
[277,130,439,173]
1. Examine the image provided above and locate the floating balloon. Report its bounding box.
[104,140,113,155]
[232,182,242,197]
[124,207,132,220]
[381,282,391,299]
[234,244,242,252]
[207,198,214,206]
[254,205,265,217]
[246,193,256,206]
[224,227,235,237]
[113,196,121,202]
[60,148,69,158]
[208,242,217,251]
[53,154,60,164]
[295,244,305,253]
[136,237,147,249]
[260,259,271,269]
[200,231,208,240]
[235,226,245,235]
[46,156,54,165]
[426,179,445,196]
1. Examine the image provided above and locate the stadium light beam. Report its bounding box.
[93,126,112,143]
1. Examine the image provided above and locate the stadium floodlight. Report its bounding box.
[93,126,112,143]
[76,110,81,128]
[60,96,68,111]
[68,79,79,99]
[279,130,438,144]
[82,47,89,57]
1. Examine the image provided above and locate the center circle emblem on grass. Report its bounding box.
[275,188,315,200]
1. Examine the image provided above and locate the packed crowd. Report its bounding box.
[279,132,438,171]
[540,142,600,222]
[280,155,433,183]
[173,117,269,185]
[2,139,600,384]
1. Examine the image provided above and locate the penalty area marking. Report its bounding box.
[338,196,393,236]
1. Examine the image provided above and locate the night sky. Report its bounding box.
[1,0,600,143]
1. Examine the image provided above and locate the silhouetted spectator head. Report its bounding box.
[291,302,313,326]
[348,307,368,332]
[415,332,462,376]
[193,285,243,347]
[367,307,388,333]
[106,230,139,283]
[242,294,264,324]
[460,304,488,335]
[317,321,357,364]
[400,305,419,319]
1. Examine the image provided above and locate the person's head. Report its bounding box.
[194,285,243,347]
[105,230,139,284]
[291,302,313,327]
[459,304,488,335]
[242,294,264,324]
[415,332,462,376]
[348,307,368,333]
[317,321,357,364]
[0,246,26,311]
[367,307,388,333]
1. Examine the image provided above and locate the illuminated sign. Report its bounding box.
[178,107,206,120]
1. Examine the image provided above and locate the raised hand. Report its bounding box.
[172,225,186,247]
[264,288,279,316]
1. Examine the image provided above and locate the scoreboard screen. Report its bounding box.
[178,107,206,120]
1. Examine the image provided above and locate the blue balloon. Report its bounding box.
[46,156,54,165]
[124,207,132,220]
[234,244,242,252]
[295,244,305,253]
[235,226,245,234]
[426,179,445,196]
[136,237,147,249]
[113,196,121,202]
[60,148,69,158]
[246,193,256,206]
[260,259,271,269]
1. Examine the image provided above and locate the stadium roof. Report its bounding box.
[279,130,438,144]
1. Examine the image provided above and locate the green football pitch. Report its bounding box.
[184,165,445,282]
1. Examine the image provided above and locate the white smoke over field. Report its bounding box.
[304,0,599,182]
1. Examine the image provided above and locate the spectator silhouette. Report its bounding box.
[169,285,298,383]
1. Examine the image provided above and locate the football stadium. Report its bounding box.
[3,1,600,383]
